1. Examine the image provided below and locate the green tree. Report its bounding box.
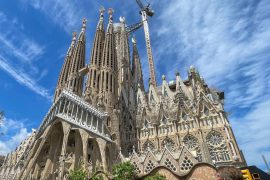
[112,161,136,180]
[91,174,104,180]
[144,173,166,180]
[68,168,88,180]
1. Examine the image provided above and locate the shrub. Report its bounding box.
[144,173,166,180]
[112,161,136,180]
[68,168,88,180]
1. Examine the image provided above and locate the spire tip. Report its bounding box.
[82,18,87,31]
[99,6,105,14]
[72,32,77,38]
[108,8,114,22]
[108,8,114,15]
[71,32,77,44]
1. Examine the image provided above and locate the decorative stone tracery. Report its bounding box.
[183,134,202,161]
[142,140,155,152]
[206,131,230,162]
[161,137,175,151]
[180,156,194,172]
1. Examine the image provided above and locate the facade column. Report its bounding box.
[54,101,60,116]
[59,122,71,179]
[79,129,89,169]
[90,115,93,127]
[80,109,84,124]
[96,117,99,131]
[75,106,79,121]
[32,163,40,179]
[85,112,89,126]
[220,112,226,124]
[18,124,52,180]
[102,122,104,135]
[41,128,63,179]
[199,129,212,164]
[96,138,108,172]
[57,99,63,114]
[74,130,83,169]
[62,99,67,114]
[71,103,75,119]
[229,142,236,157]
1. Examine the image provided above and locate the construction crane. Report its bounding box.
[136,0,154,17]
[136,0,156,87]
[126,0,157,87]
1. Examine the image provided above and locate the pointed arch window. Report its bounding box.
[161,115,167,125]
[161,137,175,151]
[142,140,155,152]
[206,131,230,162]
[144,119,150,129]
[204,106,209,116]
[150,91,155,103]
[182,112,187,121]
[183,134,202,161]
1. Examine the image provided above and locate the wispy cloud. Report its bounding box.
[0,117,32,155]
[0,35,44,64]
[231,99,270,169]
[19,0,93,32]
[150,0,270,169]
[0,56,51,99]
[0,11,51,99]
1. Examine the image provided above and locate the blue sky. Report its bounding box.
[0,0,270,171]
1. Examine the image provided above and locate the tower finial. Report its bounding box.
[71,32,77,46]
[99,6,105,15]
[72,32,77,39]
[82,18,87,32]
[108,8,114,23]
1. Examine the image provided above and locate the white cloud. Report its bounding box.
[0,11,51,99]
[151,0,270,169]
[0,11,45,65]
[0,35,44,64]
[231,99,270,169]
[0,56,51,99]
[0,118,32,155]
[20,0,90,32]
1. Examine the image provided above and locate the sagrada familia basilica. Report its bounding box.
[0,7,246,180]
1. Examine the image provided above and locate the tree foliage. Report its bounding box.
[144,173,166,180]
[112,161,136,180]
[68,168,88,180]
[91,171,104,180]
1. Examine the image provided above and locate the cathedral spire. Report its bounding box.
[132,36,144,91]
[85,8,106,104]
[98,8,121,144]
[54,32,77,102]
[97,6,105,30]
[99,8,118,109]
[68,18,86,96]
[100,8,117,102]
[116,16,132,96]
[107,8,114,33]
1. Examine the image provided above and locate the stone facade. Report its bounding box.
[0,7,246,180]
